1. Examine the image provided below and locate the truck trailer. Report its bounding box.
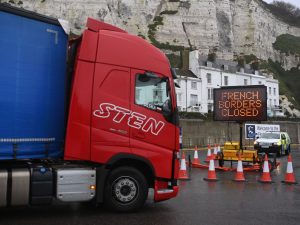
[0,4,179,212]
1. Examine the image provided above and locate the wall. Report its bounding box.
[180,119,300,148]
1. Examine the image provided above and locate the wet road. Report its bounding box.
[1,148,300,225]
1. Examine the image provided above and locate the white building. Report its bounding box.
[175,70,202,112]
[175,50,283,117]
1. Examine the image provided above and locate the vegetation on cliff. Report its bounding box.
[273,34,300,55]
[260,0,300,27]
[148,15,184,51]
[260,60,300,110]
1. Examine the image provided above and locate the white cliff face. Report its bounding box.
[280,95,300,117]
[2,0,300,67]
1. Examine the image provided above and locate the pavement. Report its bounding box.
[1,148,300,225]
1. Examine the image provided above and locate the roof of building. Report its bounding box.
[197,54,262,75]
[175,69,198,79]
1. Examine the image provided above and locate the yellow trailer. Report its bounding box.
[217,142,278,171]
[221,142,257,162]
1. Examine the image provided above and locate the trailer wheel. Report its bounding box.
[104,166,148,212]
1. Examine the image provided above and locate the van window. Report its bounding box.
[261,133,280,139]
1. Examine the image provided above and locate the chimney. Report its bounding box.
[181,50,190,70]
[207,61,213,67]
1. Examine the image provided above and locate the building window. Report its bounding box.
[269,99,272,106]
[224,76,228,86]
[274,99,276,106]
[244,79,248,85]
[191,81,197,90]
[273,88,276,95]
[258,81,262,84]
[269,87,271,95]
[207,73,212,84]
[208,88,213,100]
[190,94,198,106]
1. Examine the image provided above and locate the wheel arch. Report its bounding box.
[105,153,156,188]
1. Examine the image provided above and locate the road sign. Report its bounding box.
[245,124,280,139]
[213,86,267,121]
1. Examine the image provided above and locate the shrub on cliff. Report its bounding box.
[273,34,300,55]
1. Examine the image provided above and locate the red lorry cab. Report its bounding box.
[65,18,179,203]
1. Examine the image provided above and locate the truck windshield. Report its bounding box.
[135,73,171,112]
[260,133,280,139]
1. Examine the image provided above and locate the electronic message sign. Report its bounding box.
[213,85,267,121]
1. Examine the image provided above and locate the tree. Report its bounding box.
[272,1,300,17]
[207,52,216,62]
[264,1,300,27]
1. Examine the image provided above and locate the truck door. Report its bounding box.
[91,64,131,163]
[130,69,176,178]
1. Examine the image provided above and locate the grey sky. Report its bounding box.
[264,0,300,8]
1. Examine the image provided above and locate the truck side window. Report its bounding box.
[135,73,170,112]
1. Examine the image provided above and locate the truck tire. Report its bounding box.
[104,166,148,212]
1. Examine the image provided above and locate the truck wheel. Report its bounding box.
[285,145,291,155]
[104,167,148,212]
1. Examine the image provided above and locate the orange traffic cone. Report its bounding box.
[179,152,189,180]
[213,144,218,159]
[203,155,218,182]
[192,146,200,165]
[233,154,246,182]
[282,154,297,184]
[259,154,272,183]
[204,145,212,163]
[192,146,209,169]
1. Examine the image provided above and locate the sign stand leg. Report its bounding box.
[239,122,243,153]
